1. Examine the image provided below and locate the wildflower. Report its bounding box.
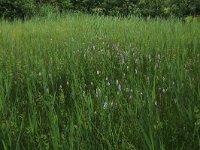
[162,77,165,81]
[162,88,166,93]
[135,69,138,74]
[115,46,119,51]
[107,82,110,86]
[39,72,42,76]
[67,81,69,85]
[110,102,114,107]
[105,96,108,100]
[106,77,108,81]
[131,48,135,53]
[91,82,94,85]
[158,54,161,60]
[135,59,139,64]
[74,125,78,129]
[116,80,119,85]
[147,76,150,82]
[118,84,122,91]
[155,100,157,106]
[46,88,49,94]
[154,64,158,70]
[103,102,108,109]
[127,66,129,71]
[96,88,101,97]
[83,91,86,97]
[173,98,177,103]
[122,56,125,64]
[96,89,98,97]
[97,70,100,75]
[59,85,62,89]
[148,54,151,61]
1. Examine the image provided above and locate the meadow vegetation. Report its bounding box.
[0,14,200,149]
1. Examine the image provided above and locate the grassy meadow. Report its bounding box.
[0,14,200,149]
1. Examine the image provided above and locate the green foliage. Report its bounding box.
[0,0,200,19]
[0,0,72,20]
[0,0,35,20]
[185,15,200,22]
[0,14,199,149]
[36,0,72,11]
[185,15,194,22]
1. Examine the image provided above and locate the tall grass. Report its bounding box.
[0,14,200,149]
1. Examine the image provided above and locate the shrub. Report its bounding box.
[185,15,200,23]
[0,0,35,20]
[0,0,200,19]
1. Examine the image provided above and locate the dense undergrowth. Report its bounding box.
[1,0,200,20]
[0,14,200,149]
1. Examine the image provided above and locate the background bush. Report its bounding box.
[0,0,200,20]
[0,0,36,20]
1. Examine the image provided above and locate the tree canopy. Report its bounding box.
[0,0,200,19]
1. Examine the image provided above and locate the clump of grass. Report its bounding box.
[0,14,200,149]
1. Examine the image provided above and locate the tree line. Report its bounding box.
[0,0,200,20]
